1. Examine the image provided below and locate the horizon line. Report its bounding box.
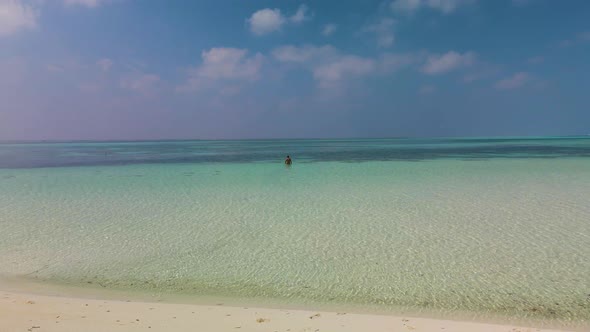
[1,134,589,144]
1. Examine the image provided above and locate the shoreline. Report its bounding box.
[1,279,587,332]
[2,277,586,329]
[1,289,581,332]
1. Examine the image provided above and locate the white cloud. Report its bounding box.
[290,4,309,23]
[179,47,264,92]
[97,58,113,72]
[247,8,285,35]
[421,51,475,75]
[321,24,337,37]
[391,0,475,15]
[273,45,421,89]
[0,0,38,37]
[272,45,336,63]
[313,56,376,88]
[196,48,263,80]
[120,73,160,94]
[63,0,102,7]
[247,6,312,36]
[273,45,379,89]
[362,18,395,48]
[495,72,529,90]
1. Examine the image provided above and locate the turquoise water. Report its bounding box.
[0,138,589,326]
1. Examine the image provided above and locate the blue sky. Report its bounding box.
[1,0,589,140]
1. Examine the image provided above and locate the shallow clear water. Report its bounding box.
[0,138,589,326]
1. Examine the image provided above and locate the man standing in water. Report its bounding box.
[285,155,292,165]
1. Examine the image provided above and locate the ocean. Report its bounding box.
[0,137,589,327]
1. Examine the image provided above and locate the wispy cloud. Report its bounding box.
[247,5,311,36]
[391,0,422,14]
[313,56,376,89]
[362,18,395,48]
[272,45,336,63]
[196,48,263,80]
[63,0,103,8]
[512,0,534,6]
[419,85,436,94]
[461,59,501,83]
[578,31,590,42]
[46,64,64,73]
[273,45,420,89]
[559,31,590,48]
[290,4,310,24]
[96,58,113,72]
[178,47,264,92]
[321,24,337,37]
[421,51,475,75]
[273,44,377,89]
[120,73,160,94]
[391,0,476,15]
[527,56,544,65]
[379,53,422,72]
[495,72,529,90]
[0,0,38,37]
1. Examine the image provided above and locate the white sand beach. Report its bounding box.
[0,289,578,332]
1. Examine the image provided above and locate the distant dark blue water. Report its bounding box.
[1,137,590,168]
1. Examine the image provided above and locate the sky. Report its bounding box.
[0,0,589,140]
